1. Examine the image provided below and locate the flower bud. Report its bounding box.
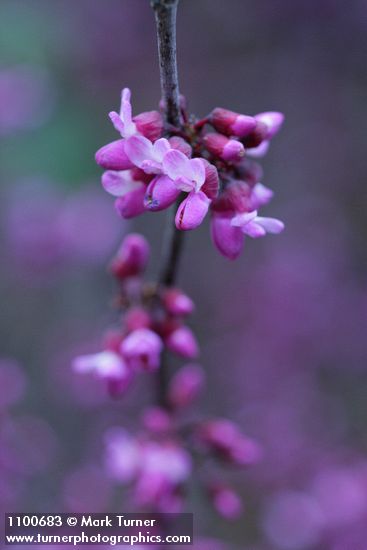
[168,363,205,409]
[169,136,192,158]
[241,120,268,148]
[255,111,284,139]
[110,233,150,279]
[133,110,164,141]
[197,419,262,466]
[73,351,132,396]
[162,288,195,316]
[114,184,146,219]
[141,406,172,433]
[166,326,199,359]
[210,108,256,138]
[144,175,180,212]
[95,139,133,170]
[121,328,163,372]
[209,484,243,520]
[125,307,152,331]
[201,160,219,199]
[203,133,245,163]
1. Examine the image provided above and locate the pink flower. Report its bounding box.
[73,351,132,395]
[175,191,211,231]
[163,149,206,193]
[231,210,284,238]
[197,419,262,466]
[168,363,205,409]
[166,326,199,359]
[125,135,171,174]
[121,328,163,372]
[110,233,150,279]
[144,175,180,211]
[255,111,284,139]
[210,484,244,520]
[95,139,134,170]
[209,107,256,138]
[132,110,163,142]
[101,170,146,219]
[109,88,137,138]
[162,288,195,316]
[203,132,245,163]
[211,215,244,260]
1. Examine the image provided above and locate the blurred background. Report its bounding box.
[1,0,367,548]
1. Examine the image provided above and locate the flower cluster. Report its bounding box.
[73,233,261,517]
[104,400,261,517]
[73,233,198,397]
[95,88,284,259]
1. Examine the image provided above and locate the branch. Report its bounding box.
[151,0,185,406]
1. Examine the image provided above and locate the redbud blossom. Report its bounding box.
[197,419,262,466]
[133,110,163,142]
[95,139,133,171]
[121,328,163,372]
[209,107,256,138]
[110,233,150,279]
[168,364,205,409]
[162,288,195,316]
[72,351,132,396]
[210,484,244,520]
[203,133,245,163]
[166,326,199,359]
[144,175,180,212]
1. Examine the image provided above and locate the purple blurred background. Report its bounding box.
[1,1,367,548]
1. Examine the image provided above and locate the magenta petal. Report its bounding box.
[114,185,146,219]
[95,140,133,170]
[124,135,153,168]
[162,149,189,180]
[144,176,180,211]
[175,191,210,231]
[133,110,163,141]
[211,216,244,260]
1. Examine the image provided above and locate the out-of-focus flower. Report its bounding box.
[197,419,262,466]
[109,233,150,279]
[168,364,205,409]
[165,326,199,359]
[121,328,163,372]
[209,484,244,520]
[104,427,191,512]
[72,351,132,396]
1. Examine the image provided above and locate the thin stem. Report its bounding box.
[151,0,181,127]
[151,0,185,407]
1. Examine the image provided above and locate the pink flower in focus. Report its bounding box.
[109,88,138,138]
[231,210,284,238]
[125,136,172,174]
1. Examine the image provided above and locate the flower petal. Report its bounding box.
[163,149,190,181]
[102,170,136,197]
[255,216,285,234]
[188,158,206,189]
[210,216,244,260]
[175,191,210,231]
[109,111,125,134]
[230,210,258,228]
[124,135,153,168]
[144,176,180,211]
[153,138,171,160]
[242,220,267,238]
